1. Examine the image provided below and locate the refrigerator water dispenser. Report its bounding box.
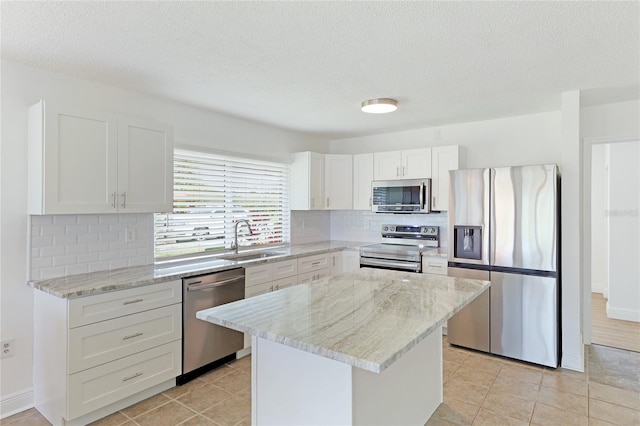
[453,225,482,260]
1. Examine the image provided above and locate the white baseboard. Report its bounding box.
[591,283,605,295]
[561,350,585,372]
[606,304,640,322]
[0,387,34,419]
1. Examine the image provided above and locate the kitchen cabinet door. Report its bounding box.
[330,252,344,275]
[342,250,361,273]
[28,100,174,214]
[353,153,374,210]
[374,151,402,180]
[28,101,118,214]
[117,116,173,213]
[373,148,431,180]
[431,145,464,211]
[291,151,325,210]
[324,154,353,209]
[402,148,432,179]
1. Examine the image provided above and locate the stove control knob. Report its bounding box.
[390,226,396,232]
[422,227,428,233]
[383,226,389,231]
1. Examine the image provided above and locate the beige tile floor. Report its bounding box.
[4,339,639,426]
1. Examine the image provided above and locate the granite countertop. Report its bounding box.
[196,268,489,374]
[29,241,368,298]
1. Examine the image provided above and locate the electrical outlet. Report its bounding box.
[1,339,15,359]
[125,228,137,243]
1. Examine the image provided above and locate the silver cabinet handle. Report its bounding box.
[121,192,127,208]
[275,284,279,290]
[111,192,117,208]
[369,197,372,207]
[433,196,436,207]
[311,261,321,266]
[269,285,274,292]
[122,372,143,382]
[123,298,143,305]
[123,332,143,340]
[396,166,400,177]
[402,166,406,176]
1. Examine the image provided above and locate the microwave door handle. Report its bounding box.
[419,181,425,209]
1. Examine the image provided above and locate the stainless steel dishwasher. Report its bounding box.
[179,268,245,384]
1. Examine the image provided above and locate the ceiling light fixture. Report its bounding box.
[361,98,398,114]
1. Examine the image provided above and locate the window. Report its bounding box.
[154,148,290,260]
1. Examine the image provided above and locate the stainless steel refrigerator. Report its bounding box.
[447,164,560,367]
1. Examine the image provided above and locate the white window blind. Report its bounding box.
[154,148,290,260]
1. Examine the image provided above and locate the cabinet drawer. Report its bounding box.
[245,264,272,286]
[246,281,274,298]
[422,257,448,276]
[67,340,181,420]
[68,280,181,328]
[298,268,330,285]
[271,259,297,280]
[297,254,330,274]
[68,304,181,374]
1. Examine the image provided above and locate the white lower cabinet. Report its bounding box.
[243,260,299,351]
[298,268,331,284]
[34,280,182,426]
[67,341,181,420]
[422,257,448,276]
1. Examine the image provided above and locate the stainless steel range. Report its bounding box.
[360,224,439,273]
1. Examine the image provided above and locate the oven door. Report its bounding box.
[360,257,422,273]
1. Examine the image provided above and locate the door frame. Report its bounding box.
[582,134,639,344]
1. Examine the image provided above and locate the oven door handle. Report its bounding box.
[360,257,421,272]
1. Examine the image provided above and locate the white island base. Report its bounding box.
[250,326,443,426]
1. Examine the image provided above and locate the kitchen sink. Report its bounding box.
[220,251,285,262]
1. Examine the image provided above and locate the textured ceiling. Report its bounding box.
[2,1,639,138]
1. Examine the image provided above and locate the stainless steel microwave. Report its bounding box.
[371,179,432,213]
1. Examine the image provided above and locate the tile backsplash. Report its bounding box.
[30,210,447,280]
[330,210,449,246]
[30,214,154,280]
[290,210,331,245]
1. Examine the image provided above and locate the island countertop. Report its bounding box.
[196,267,489,374]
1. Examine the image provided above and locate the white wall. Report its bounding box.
[607,141,640,322]
[580,99,640,345]
[0,60,325,416]
[329,111,562,168]
[590,144,609,295]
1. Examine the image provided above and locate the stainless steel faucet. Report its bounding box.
[231,219,254,253]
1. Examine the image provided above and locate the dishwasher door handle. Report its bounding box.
[186,275,244,291]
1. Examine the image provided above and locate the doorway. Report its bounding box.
[588,139,640,353]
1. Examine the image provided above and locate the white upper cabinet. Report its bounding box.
[353,153,374,210]
[324,154,353,210]
[290,151,325,210]
[28,101,173,214]
[431,145,465,211]
[373,148,431,180]
[117,116,173,213]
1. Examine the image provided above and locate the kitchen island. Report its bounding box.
[197,268,489,426]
